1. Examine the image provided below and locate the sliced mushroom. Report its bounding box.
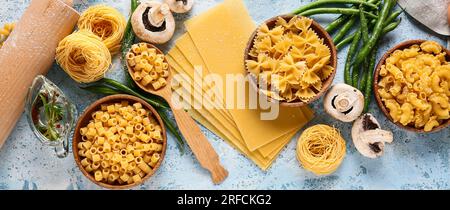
[164,0,194,13]
[352,113,393,158]
[132,1,175,44]
[323,83,364,122]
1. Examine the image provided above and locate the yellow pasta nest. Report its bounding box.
[55,30,111,83]
[246,16,334,102]
[78,5,127,55]
[377,41,450,131]
[0,22,14,48]
[296,124,346,175]
[78,101,165,185]
[127,43,170,90]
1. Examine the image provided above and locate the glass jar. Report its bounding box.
[25,75,77,158]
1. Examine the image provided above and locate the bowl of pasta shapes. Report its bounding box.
[72,94,167,189]
[374,40,450,133]
[126,43,171,92]
[244,15,337,107]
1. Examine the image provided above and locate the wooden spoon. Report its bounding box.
[127,43,228,184]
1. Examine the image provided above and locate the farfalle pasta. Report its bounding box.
[246,16,334,102]
[377,41,450,131]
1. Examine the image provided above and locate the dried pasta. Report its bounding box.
[296,124,346,175]
[127,43,170,90]
[78,101,164,185]
[246,16,334,102]
[78,5,126,55]
[0,22,14,48]
[56,30,111,83]
[377,41,449,131]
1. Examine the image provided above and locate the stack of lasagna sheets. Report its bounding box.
[166,0,314,170]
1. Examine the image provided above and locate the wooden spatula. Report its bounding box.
[126,43,228,184]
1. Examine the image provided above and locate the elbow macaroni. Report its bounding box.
[127,43,170,91]
[79,101,164,185]
[377,41,450,131]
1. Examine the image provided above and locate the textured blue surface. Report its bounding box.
[0,0,449,190]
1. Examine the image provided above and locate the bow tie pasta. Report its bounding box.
[245,16,334,103]
[377,41,450,131]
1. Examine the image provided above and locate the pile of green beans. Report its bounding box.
[294,0,401,112]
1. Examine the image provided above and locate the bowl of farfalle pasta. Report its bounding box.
[374,40,450,133]
[244,15,337,107]
[73,94,167,189]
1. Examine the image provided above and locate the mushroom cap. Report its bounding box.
[165,0,194,13]
[323,83,364,122]
[352,113,393,158]
[132,1,175,44]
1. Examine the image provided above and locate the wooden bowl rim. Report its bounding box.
[72,94,168,189]
[373,39,450,133]
[244,14,337,107]
[126,43,172,95]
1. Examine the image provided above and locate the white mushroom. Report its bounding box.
[352,113,393,158]
[132,1,175,44]
[164,0,194,13]
[323,83,364,122]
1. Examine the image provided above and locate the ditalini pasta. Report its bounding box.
[377,41,449,131]
[0,22,14,48]
[78,101,164,185]
[77,5,126,55]
[127,43,170,90]
[246,16,334,102]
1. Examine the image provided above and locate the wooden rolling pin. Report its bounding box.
[0,0,79,149]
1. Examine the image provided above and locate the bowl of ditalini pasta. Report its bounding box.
[374,40,450,133]
[73,94,167,189]
[244,15,337,107]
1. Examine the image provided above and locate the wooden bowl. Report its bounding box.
[244,14,337,107]
[72,94,167,189]
[373,39,450,133]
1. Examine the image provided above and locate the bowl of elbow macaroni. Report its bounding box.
[72,94,167,189]
[374,40,450,133]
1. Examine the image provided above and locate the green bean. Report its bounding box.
[352,0,394,66]
[358,5,370,90]
[359,6,370,44]
[352,61,361,87]
[299,8,378,19]
[344,29,362,84]
[326,15,349,33]
[363,46,379,112]
[383,18,401,34]
[335,16,400,50]
[101,78,169,109]
[293,0,378,14]
[385,10,402,24]
[333,15,357,43]
[121,0,140,88]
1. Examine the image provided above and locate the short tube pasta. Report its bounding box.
[127,43,170,90]
[78,101,164,186]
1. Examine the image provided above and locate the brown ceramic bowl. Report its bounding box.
[244,15,337,107]
[373,39,450,133]
[72,94,167,189]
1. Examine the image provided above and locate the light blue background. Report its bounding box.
[0,0,449,190]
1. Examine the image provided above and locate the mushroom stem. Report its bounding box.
[149,3,171,27]
[176,0,185,7]
[335,93,357,112]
